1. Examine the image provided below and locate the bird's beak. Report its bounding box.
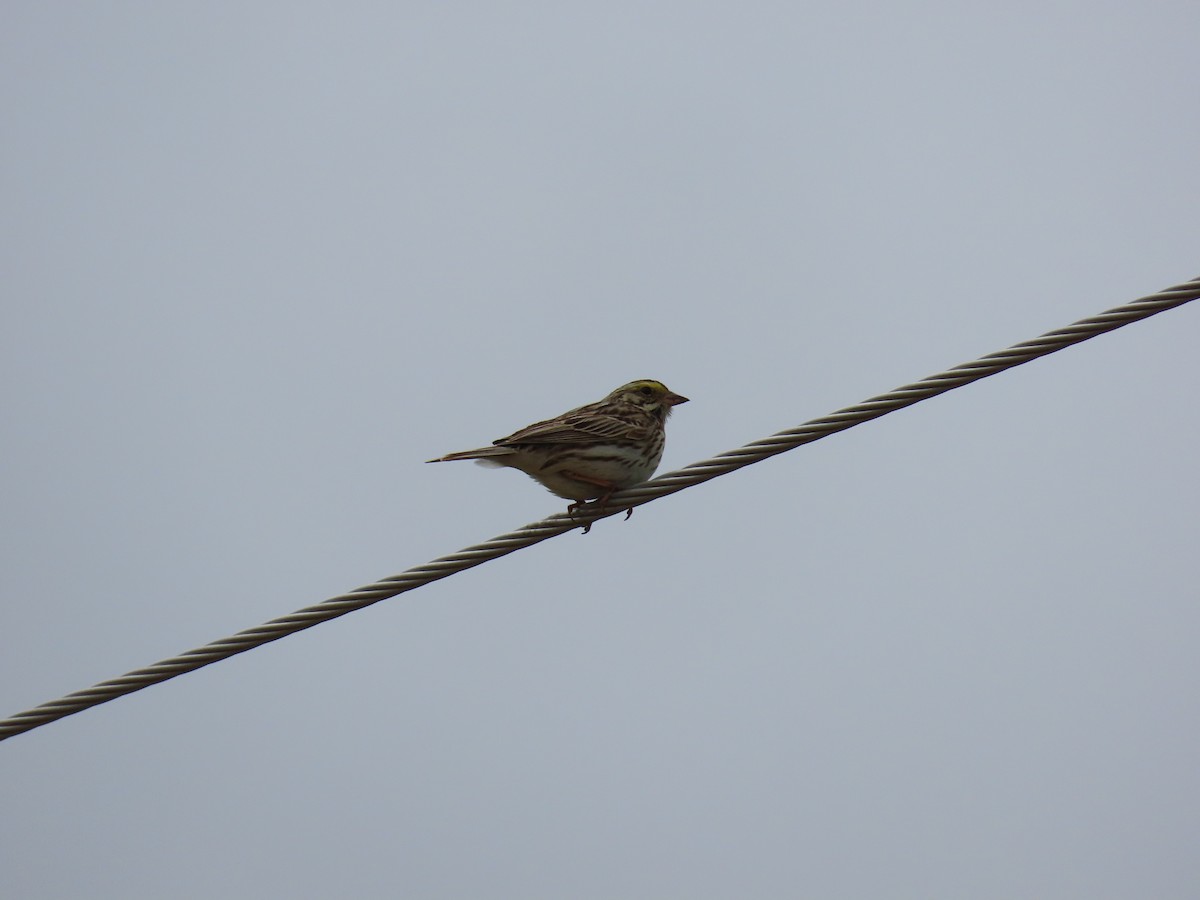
[666,392,689,406]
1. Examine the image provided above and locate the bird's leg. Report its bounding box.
[564,496,599,534]
[563,471,617,508]
[565,498,591,533]
[562,471,621,533]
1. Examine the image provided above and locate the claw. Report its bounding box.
[562,470,621,534]
[566,500,593,534]
[561,473,639,533]
[565,498,600,535]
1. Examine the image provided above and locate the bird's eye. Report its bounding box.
[639,386,653,396]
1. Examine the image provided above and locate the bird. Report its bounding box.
[427,379,688,521]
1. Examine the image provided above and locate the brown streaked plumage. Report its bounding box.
[427,380,689,514]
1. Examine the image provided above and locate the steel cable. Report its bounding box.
[2,275,1196,741]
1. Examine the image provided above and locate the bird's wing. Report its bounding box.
[497,407,649,446]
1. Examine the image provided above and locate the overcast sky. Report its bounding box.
[3,3,1198,898]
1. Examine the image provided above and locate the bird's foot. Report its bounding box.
[563,471,621,534]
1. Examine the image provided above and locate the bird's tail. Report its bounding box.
[426,446,516,464]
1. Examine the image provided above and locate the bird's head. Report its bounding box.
[608,380,689,418]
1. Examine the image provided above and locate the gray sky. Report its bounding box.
[3,3,1198,898]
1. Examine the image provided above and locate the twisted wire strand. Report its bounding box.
[2,276,1196,742]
